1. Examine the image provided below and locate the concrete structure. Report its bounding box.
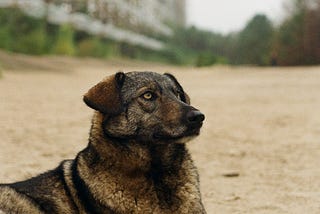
[0,0,186,50]
[86,0,186,36]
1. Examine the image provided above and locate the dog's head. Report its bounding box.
[84,71,205,144]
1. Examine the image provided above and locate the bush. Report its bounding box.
[44,23,59,53]
[52,25,75,55]
[196,52,217,67]
[12,27,47,55]
[0,26,11,50]
[0,8,48,54]
[77,37,114,58]
[0,9,12,50]
[161,46,198,65]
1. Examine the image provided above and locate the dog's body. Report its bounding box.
[0,72,206,213]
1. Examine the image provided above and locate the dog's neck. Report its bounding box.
[85,112,187,174]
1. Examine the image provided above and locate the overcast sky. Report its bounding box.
[186,0,287,34]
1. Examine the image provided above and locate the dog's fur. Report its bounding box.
[0,71,206,213]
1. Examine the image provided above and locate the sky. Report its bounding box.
[187,0,287,34]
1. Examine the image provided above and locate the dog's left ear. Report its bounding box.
[83,72,126,114]
[164,73,190,104]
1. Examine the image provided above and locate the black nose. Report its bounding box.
[187,111,205,124]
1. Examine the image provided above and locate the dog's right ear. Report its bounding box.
[83,72,126,114]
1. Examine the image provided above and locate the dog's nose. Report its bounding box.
[187,111,205,124]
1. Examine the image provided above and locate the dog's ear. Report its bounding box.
[164,73,190,104]
[83,72,126,114]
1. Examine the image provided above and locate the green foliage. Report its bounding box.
[0,8,48,54]
[12,26,47,55]
[0,9,12,49]
[170,26,226,54]
[52,25,75,55]
[165,26,229,66]
[164,47,196,65]
[196,52,217,67]
[77,37,113,58]
[116,42,181,64]
[232,14,274,65]
[0,25,11,50]
[45,23,60,52]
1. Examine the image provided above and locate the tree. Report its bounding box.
[167,26,229,66]
[274,0,306,65]
[232,14,274,65]
[273,0,320,65]
[303,1,320,64]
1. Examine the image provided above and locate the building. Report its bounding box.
[86,0,186,36]
[0,0,186,49]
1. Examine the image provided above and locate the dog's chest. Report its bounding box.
[89,173,186,213]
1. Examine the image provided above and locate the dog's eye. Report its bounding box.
[142,92,156,101]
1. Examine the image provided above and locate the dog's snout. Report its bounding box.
[187,111,205,124]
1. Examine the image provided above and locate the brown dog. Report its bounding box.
[0,71,206,213]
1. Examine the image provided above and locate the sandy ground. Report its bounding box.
[0,51,320,213]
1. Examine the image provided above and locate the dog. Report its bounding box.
[0,71,206,213]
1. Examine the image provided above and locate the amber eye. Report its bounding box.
[142,92,155,100]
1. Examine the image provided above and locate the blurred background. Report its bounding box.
[0,0,319,66]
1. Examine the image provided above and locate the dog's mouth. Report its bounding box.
[153,123,203,141]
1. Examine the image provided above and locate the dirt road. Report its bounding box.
[1,52,320,213]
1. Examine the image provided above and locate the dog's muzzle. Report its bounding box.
[153,109,205,141]
[186,110,205,133]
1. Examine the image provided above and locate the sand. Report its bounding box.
[0,51,320,213]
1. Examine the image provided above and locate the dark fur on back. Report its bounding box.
[0,71,206,213]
